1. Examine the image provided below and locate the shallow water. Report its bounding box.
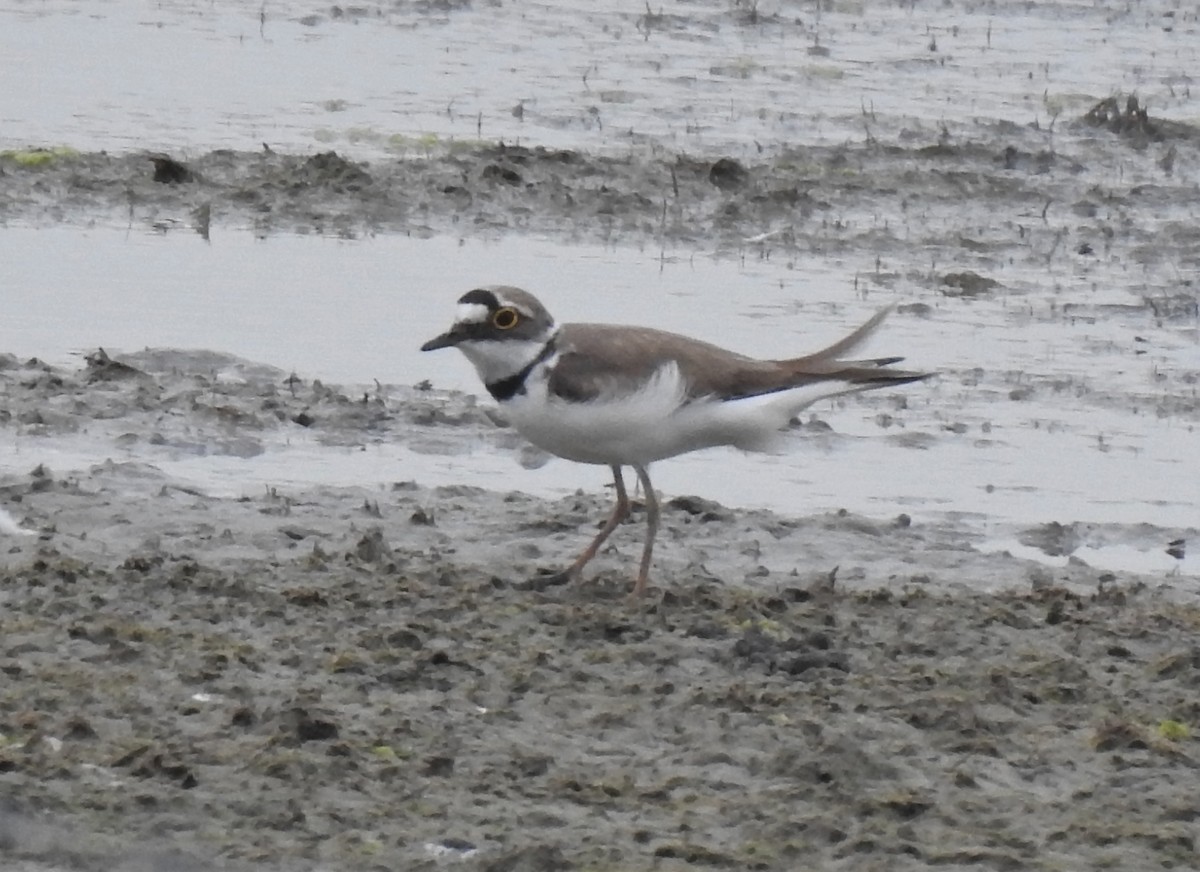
[1,225,1195,576]
[2,0,1197,159]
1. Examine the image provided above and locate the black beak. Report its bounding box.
[420,329,463,352]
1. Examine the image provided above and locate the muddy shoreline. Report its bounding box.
[2,338,1199,871]
[2,101,1197,283]
[3,88,1200,871]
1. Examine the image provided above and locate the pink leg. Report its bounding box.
[630,464,658,597]
[567,465,630,578]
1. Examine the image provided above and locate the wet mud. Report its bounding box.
[1,97,1198,294]
[2,338,1199,872]
[2,50,1200,868]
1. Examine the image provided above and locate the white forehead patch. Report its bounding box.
[455,302,491,325]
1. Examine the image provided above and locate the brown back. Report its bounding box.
[549,311,930,404]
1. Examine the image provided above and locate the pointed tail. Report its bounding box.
[782,306,933,386]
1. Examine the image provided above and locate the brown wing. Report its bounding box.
[548,324,774,403]
[550,311,930,405]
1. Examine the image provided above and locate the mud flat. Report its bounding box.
[2,30,1200,865]
[3,109,1200,274]
[0,344,1198,872]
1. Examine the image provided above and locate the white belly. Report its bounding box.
[503,370,685,465]
[502,362,835,466]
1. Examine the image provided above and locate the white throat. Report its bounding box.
[457,334,553,388]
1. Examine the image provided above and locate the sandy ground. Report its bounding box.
[2,87,1200,870]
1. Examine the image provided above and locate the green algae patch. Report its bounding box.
[1,146,80,167]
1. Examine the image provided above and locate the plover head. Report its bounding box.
[421,285,557,386]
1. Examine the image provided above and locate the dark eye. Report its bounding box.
[492,307,519,330]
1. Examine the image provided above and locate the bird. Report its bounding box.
[421,286,931,596]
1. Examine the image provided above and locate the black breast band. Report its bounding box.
[485,336,558,401]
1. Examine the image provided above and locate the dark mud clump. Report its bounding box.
[1082,94,1200,146]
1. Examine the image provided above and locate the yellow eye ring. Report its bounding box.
[492,307,519,330]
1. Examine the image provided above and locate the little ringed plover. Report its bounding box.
[422,286,931,596]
